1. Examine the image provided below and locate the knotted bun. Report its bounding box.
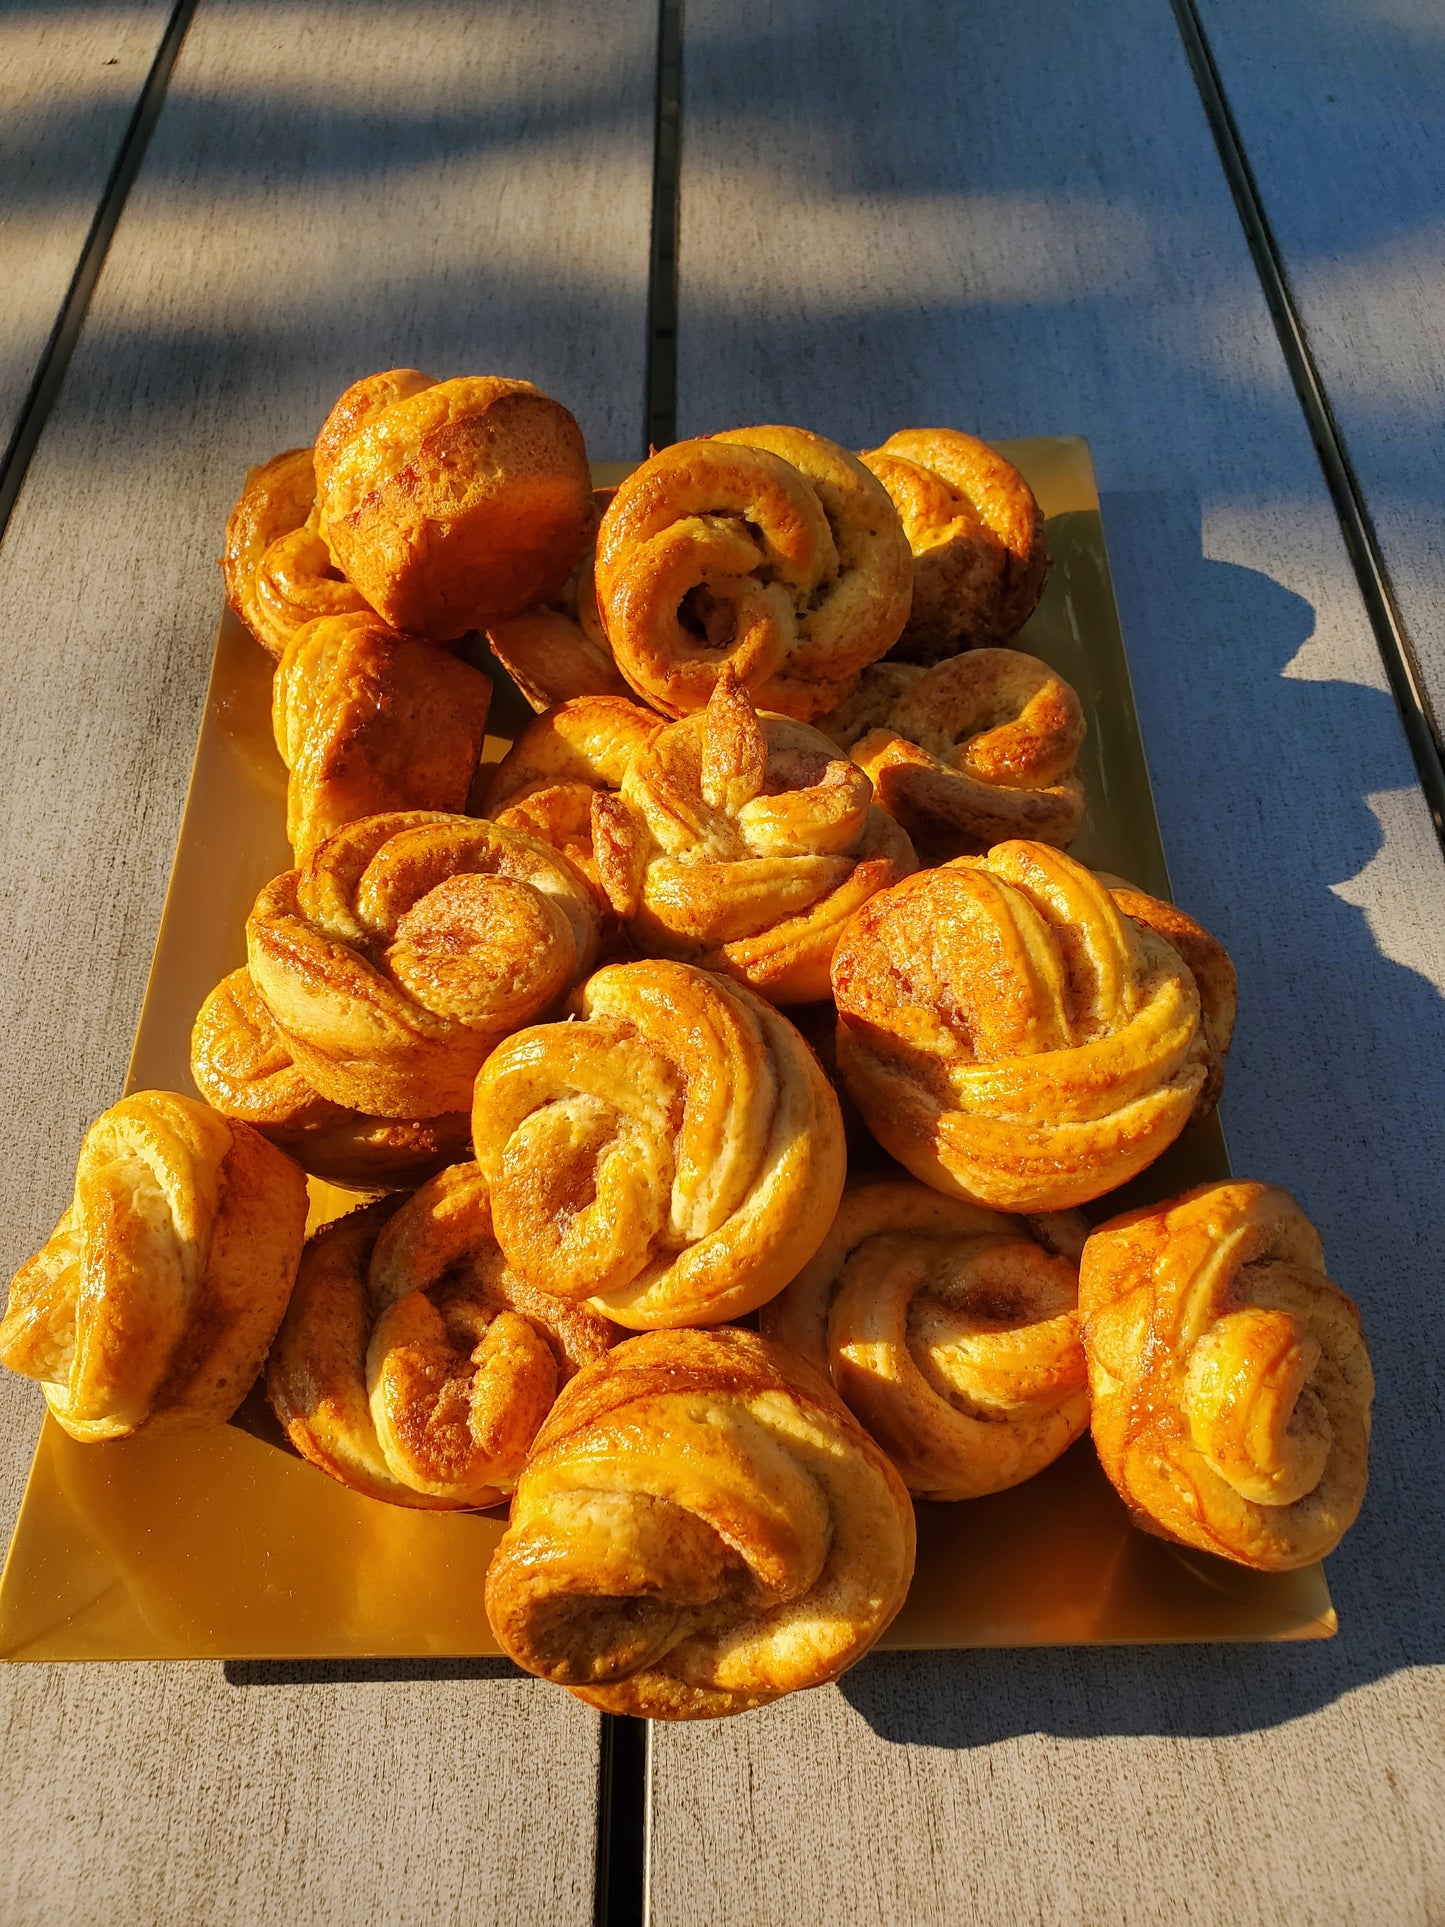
[484,488,631,712]
[222,446,370,658]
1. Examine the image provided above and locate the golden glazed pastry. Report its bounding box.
[1080,1181,1373,1570]
[860,428,1048,660]
[592,668,915,1003]
[484,1326,916,1717]
[267,1164,616,1509]
[484,489,632,712]
[191,969,470,1190]
[314,370,593,640]
[832,842,1233,1211]
[223,445,373,659]
[763,1177,1089,1499]
[273,611,492,860]
[0,1090,307,1441]
[821,648,1086,859]
[595,426,912,721]
[471,959,846,1328]
[247,810,599,1119]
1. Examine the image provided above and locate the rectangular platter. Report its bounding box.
[0,439,1336,1661]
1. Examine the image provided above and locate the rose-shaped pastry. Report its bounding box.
[592,669,914,1003]
[763,1177,1089,1499]
[314,370,593,640]
[222,445,373,659]
[484,488,632,712]
[247,811,599,1119]
[859,428,1047,660]
[595,426,911,721]
[267,1165,616,1509]
[832,842,1233,1211]
[821,648,1085,859]
[273,612,492,859]
[0,1090,307,1441]
[471,960,845,1327]
[1080,1181,1373,1570]
[485,1326,915,1717]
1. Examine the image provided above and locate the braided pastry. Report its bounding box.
[595,426,911,720]
[821,648,1085,859]
[1080,1181,1372,1569]
[471,960,846,1327]
[247,811,599,1119]
[314,370,593,640]
[832,841,1231,1211]
[0,1090,307,1441]
[273,612,492,859]
[763,1177,1089,1498]
[223,446,371,658]
[267,1165,616,1509]
[484,1326,916,1717]
[859,428,1047,661]
[484,489,631,711]
[592,669,915,1003]
[191,969,470,1190]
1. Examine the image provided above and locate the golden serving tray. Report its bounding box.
[0,440,1335,1661]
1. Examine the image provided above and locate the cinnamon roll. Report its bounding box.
[484,489,631,711]
[222,446,371,658]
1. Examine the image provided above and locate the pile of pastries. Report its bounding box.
[0,372,1374,1718]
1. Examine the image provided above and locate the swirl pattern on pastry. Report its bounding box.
[859,428,1047,660]
[223,446,371,658]
[0,1090,307,1441]
[471,960,846,1327]
[484,489,631,711]
[1080,1181,1372,1569]
[763,1177,1089,1498]
[592,668,915,1003]
[247,811,599,1118]
[832,841,1227,1211]
[267,1165,616,1509]
[595,427,911,720]
[484,1326,916,1717]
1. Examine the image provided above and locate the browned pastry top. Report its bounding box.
[222,445,371,658]
[484,488,631,712]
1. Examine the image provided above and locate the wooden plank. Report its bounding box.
[653,2,1445,1923]
[0,0,655,1916]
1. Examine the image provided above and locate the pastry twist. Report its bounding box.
[0,1090,307,1441]
[247,810,599,1118]
[763,1178,1089,1498]
[223,446,371,658]
[267,1165,616,1509]
[1080,1181,1373,1569]
[595,427,911,720]
[470,960,846,1327]
[592,668,915,1003]
[859,428,1047,660]
[484,489,631,711]
[484,1326,916,1717]
[832,841,1231,1210]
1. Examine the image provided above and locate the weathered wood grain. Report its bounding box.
[653,2,1445,1922]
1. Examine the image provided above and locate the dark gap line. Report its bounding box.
[594,1715,649,1927]
[644,0,683,454]
[0,0,199,549]
[1171,0,1445,854]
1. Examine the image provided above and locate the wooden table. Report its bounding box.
[1,2,1441,1920]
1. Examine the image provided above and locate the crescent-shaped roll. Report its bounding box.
[191,968,470,1190]
[484,1326,916,1718]
[223,445,372,658]
[595,427,912,721]
[314,370,593,640]
[266,1165,617,1509]
[832,841,1232,1211]
[246,810,599,1119]
[591,668,915,1003]
[470,959,846,1328]
[762,1177,1089,1499]
[1080,1181,1373,1570]
[272,612,492,860]
[484,489,632,712]
[0,1090,307,1441]
[821,648,1086,859]
[859,428,1047,661]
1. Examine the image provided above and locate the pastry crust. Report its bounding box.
[0,1090,307,1441]
[222,446,371,658]
[484,489,631,711]
[484,1326,916,1717]
[470,959,846,1328]
[266,1166,615,1510]
[595,427,911,720]
[763,1176,1089,1499]
[1080,1181,1372,1570]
